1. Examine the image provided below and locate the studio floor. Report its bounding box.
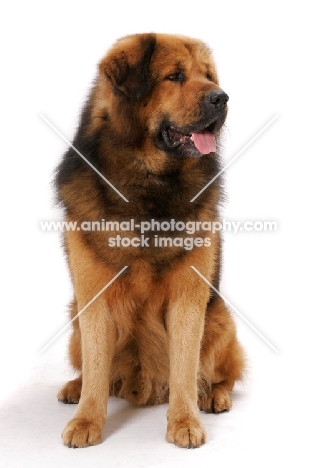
[0,331,304,468]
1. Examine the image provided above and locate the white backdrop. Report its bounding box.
[0,1,311,466]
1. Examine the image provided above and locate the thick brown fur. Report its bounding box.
[55,33,245,449]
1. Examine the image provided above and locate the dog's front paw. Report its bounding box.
[62,417,102,448]
[166,415,206,448]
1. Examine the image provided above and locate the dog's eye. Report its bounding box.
[166,72,185,83]
[206,73,212,81]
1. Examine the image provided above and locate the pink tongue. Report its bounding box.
[192,132,216,154]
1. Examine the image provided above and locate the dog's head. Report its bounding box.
[98,33,228,160]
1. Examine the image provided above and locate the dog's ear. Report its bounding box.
[100,34,156,101]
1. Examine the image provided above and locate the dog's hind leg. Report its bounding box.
[198,297,245,413]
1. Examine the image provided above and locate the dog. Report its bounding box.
[55,33,245,449]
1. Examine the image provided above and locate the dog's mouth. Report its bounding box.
[161,120,218,155]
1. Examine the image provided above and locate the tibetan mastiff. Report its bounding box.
[55,33,245,449]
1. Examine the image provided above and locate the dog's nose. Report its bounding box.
[207,90,229,109]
